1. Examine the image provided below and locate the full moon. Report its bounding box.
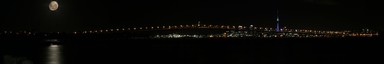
[49,1,59,11]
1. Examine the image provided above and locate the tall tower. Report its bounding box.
[197,17,201,27]
[276,9,280,32]
[198,21,200,27]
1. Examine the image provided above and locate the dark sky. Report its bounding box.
[0,0,374,32]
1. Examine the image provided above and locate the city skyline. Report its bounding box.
[0,0,373,32]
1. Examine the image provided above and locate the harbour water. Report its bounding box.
[1,38,382,64]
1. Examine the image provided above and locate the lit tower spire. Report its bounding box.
[197,17,201,27]
[276,9,280,32]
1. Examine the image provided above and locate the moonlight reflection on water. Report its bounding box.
[47,44,62,64]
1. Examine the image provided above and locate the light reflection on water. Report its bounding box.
[47,44,62,64]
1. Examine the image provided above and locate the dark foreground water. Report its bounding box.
[1,38,382,64]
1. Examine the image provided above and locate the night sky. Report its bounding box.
[0,0,374,32]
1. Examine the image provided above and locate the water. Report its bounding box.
[46,45,62,64]
[1,38,382,64]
